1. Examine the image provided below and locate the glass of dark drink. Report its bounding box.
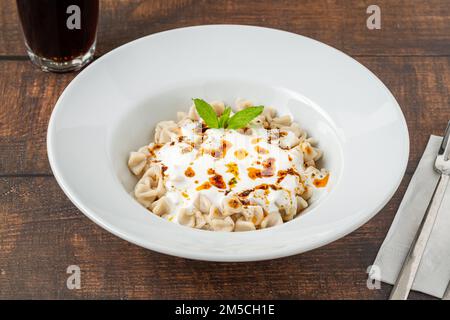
[16,0,99,73]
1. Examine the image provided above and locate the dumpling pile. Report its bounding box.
[128,99,329,232]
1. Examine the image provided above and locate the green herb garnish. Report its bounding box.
[193,98,219,128]
[226,105,264,129]
[193,99,263,130]
[218,106,232,128]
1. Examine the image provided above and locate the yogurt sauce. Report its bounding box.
[153,120,321,222]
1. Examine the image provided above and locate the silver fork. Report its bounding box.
[390,121,450,300]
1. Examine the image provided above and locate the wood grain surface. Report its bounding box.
[2,0,450,57]
[1,0,449,299]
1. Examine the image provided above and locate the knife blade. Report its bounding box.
[390,121,450,300]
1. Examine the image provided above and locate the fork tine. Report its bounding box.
[439,120,450,160]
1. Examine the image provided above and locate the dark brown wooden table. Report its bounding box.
[1,0,449,300]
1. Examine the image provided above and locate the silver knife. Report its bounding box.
[390,121,450,300]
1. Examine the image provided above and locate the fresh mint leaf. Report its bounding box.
[193,98,219,128]
[218,106,232,128]
[226,106,264,129]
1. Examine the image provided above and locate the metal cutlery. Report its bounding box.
[390,121,450,300]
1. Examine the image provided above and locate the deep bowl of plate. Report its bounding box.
[47,25,409,261]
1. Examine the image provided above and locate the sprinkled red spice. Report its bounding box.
[209,174,226,189]
[254,145,269,154]
[184,166,195,177]
[313,174,329,188]
[196,181,212,191]
[261,157,276,177]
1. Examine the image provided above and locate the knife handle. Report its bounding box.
[390,174,450,300]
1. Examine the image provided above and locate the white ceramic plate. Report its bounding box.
[47,25,409,261]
